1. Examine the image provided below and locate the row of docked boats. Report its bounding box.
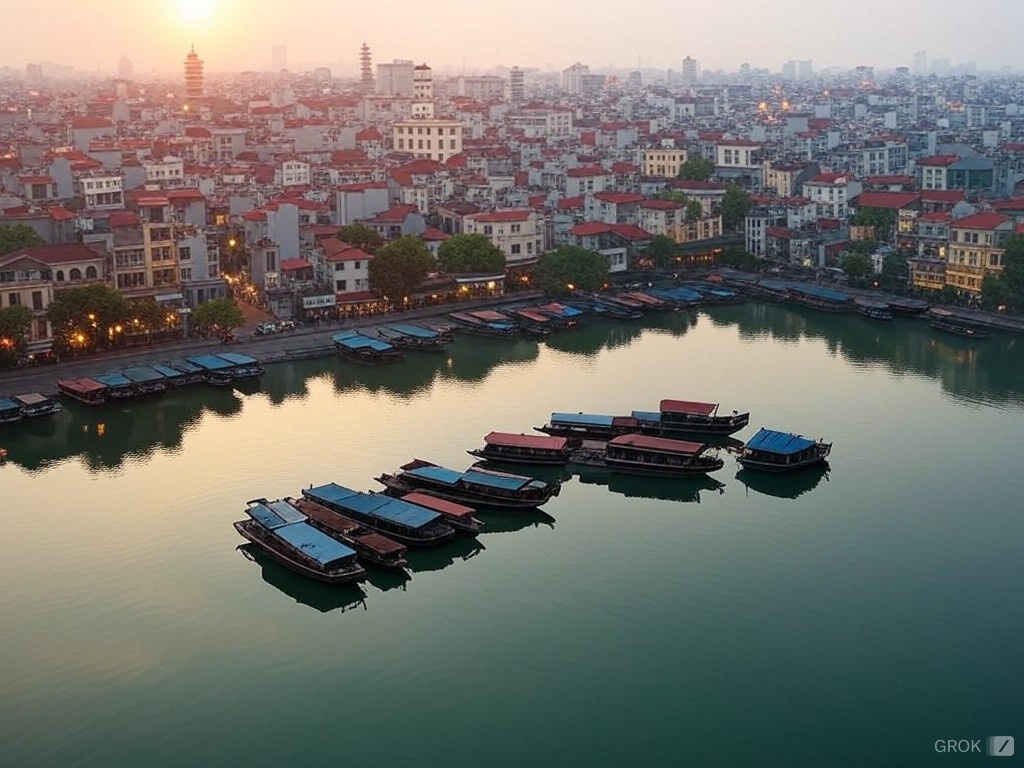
[55,352,264,406]
[331,322,453,363]
[0,392,62,425]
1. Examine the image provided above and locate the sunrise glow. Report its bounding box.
[175,0,214,24]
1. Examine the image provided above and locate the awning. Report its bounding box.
[155,293,184,302]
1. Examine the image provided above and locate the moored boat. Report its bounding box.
[383,323,450,350]
[148,364,189,387]
[166,359,207,386]
[186,354,236,385]
[0,397,23,425]
[398,491,483,533]
[92,372,135,399]
[656,399,751,437]
[333,330,404,364]
[57,377,108,406]
[855,299,893,321]
[216,352,265,379]
[376,459,560,509]
[887,297,930,316]
[121,365,169,395]
[535,412,628,443]
[789,284,853,312]
[570,434,725,476]
[302,483,456,546]
[929,308,991,339]
[448,311,519,338]
[289,496,409,569]
[536,302,583,327]
[234,498,366,584]
[468,431,573,465]
[12,392,61,419]
[647,287,703,309]
[737,427,832,473]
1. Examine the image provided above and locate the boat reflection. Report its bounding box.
[734,463,831,499]
[364,567,413,593]
[571,466,726,503]
[405,534,486,573]
[238,544,368,613]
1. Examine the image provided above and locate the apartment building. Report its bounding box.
[463,209,542,268]
[945,211,1013,294]
[392,118,463,163]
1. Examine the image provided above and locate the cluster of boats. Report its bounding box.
[0,391,62,425]
[331,322,454,363]
[52,352,264,406]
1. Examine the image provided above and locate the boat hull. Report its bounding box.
[378,475,554,510]
[467,448,570,466]
[299,490,455,546]
[232,521,366,584]
[737,446,832,473]
[569,454,725,477]
[930,320,991,339]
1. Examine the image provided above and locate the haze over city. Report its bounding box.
[3,0,1024,74]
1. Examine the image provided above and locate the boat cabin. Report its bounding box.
[57,378,108,405]
[121,366,169,395]
[12,392,61,418]
[739,428,832,472]
[0,397,23,424]
[303,483,454,545]
[92,373,135,399]
[186,354,236,385]
[216,352,264,378]
[471,431,572,465]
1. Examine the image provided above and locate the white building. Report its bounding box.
[642,148,689,178]
[392,118,463,163]
[715,141,761,170]
[801,172,863,219]
[78,172,124,210]
[463,209,543,267]
[412,64,435,119]
[562,62,590,94]
[376,59,415,96]
[506,106,573,139]
[275,157,311,187]
[143,156,184,184]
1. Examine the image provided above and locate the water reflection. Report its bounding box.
[405,535,486,573]
[571,467,727,504]
[365,567,413,594]
[734,464,831,500]
[479,508,556,534]
[237,544,368,613]
[545,318,648,356]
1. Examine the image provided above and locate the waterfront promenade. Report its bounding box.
[0,292,542,396]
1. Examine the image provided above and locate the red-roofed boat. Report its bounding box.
[468,431,573,465]
[570,434,725,476]
[657,399,750,436]
[57,378,108,406]
[399,491,483,533]
[288,496,409,570]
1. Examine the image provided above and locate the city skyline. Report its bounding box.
[2,0,1023,76]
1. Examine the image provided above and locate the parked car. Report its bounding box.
[255,322,278,336]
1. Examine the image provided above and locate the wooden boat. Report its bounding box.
[929,309,991,339]
[234,499,366,584]
[382,323,450,350]
[166,359,207,386]
[536,302,583,328]
[302,483,456,546]
[619,292,671,311]
[509,307,557,335]
[333,330,404,363]
[570,434,725,476]
[121,366,169,395]
[468,431,573,465]
[185,354,236,385]
[376,459,560,509]
[0,397,23,425]
[216,352,265,379]
[745,279,792,302]
[652,399,750,437]
[737,427,832,473]
[92,372,135,399]
[535,412,631,443]
[448,311,519,337]
[398,491,483,533]
[788,284,853,312]
[647,287,703,309]
[855,299,893,321]
[148,364,189,387]
[12,392,61,419]
[887,297,930,316]
[57,377,108,405]
[288,496,409,569]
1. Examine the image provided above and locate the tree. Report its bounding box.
[840,252,873,280]
[0,305,32,366]
[368,235,436,303]
[851,208,896,242]
[129,298,174,335]
[980,234,1024,313]
[534,245,609,296]
[718,246,758,270]
[646,234,677,269]
[191,298,245,331]
[676,157,715,181]
[879,250,910,291]
[338,223,384,254]
[437,233,506,274]
[660,190,689,204]
[47,284,131,351]
[0,223,45,257]
[720,183,752,232]
[685,199,704,223]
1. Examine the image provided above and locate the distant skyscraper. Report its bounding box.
[376,59,414,96]
[562,62,590,93]
[184,45,204,105]
[628,70,642,88]
[271,44,287,71]
[797,60,813,80]
[118,55,133,79]
[681,56,698,83]
[739,62,751,77]
[782,60,796,79]
[509,66,524,102]
[912,50,927,75]
[359,43,374,90]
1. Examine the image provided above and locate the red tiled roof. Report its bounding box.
[952,212,1011,230]
[242,210,267,221]
[338,181,388,192]
[327,245,372,263]
[992,198,1024,212]
[469,209,532,223]
[806,172,847,184]
[916,154,959,167]
[817,218,842,230]
[556,196,584,211]
[611,162,639,174]
[566,165,609,178]
[918,212,951,223]
[569,222,611,237]
[0,243,102,266]
[335,290,377,303]
[166,188,206,202]
[369,204,418,223]
[865,174,916,186]
[420,227,450,241]
[355,127,382,141]
[184,126,212,138]
[594,192,644,204]
[18,175,55,184]
[608,223,652,240]
[855,192,921,209]
[919,190,965,204]
[766,226,795,240]
[109,211,139,228]
[280,258,313,271]
[640,199,683,211]
[69,117,113,129]
[47,206,76,221]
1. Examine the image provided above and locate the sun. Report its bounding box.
[176,0,215,24]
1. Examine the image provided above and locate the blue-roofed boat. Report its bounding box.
[448,310,520,338]
[679,283,742,304]
[375,458,560,509]
[646,287,703,310]
[383,323,450,350]
[535,412,627,442]
[186,354,236,386]
[12,392,61,419]
[854,298,893,321]
[166,359,207,386]
[121,366,169,395]
[745,279,791,302]
[788,284,853,313]
[333,330,404,363]
[302,483,455,546]
[92,372,136,399]
[148,364,188,387]
[574,293,643,320]
[289,496,409,569]
[737,428,832,473]
[234,498,366,583]
[216,352,265,379]
[536,302,583,328]
[0,397,23,425]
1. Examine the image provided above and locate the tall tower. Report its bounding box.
[681,56,698,83]
[509,66,524,103]
[359,43,374,90]
[412,63,434,118]
[184,45,204,105]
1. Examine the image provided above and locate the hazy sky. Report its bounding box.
[4,0,1023,75]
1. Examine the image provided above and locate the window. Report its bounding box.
[180,267,193,281]
[35,318,48,339]
[418,140,423,149]
[337,279,347,291]
[989,253,1001,267]
[354,261,361,269]
[484,225,493,236]
[511,244,521,254]
[31,291,43,311]
[86,266,97,279]
[511,224,521,233]
[450,140,456,149]
[336,262,345,271]
[56,270,65,282]
[208,264,219,278]
[69,268,82,280]
[8,293,19,306]
[179,247,191,261]
[398,138,405,150]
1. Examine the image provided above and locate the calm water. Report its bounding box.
[2,305,1022,768]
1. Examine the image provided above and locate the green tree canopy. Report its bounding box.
[0,223,45,257]
[437,233,506,274]
[0,305,33,366]
[720,183,752,232]
[676,157,716,181]
[368,235,436,303]
[47,284,131,350]
[840,252,873,280]
[980,234,1024,313]
[534,245,609,296]
[718,246,758,270]
[191,298,245,330]
[660,190,689,204]
[851,208,896,242]
[129,298,174,333]
[646,234,677,269]
[879,250,910,291]
[685,200,704,223]
[338,223,384,254]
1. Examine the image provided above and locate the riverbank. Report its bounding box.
[0,292,542,396]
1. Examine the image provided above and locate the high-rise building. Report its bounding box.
[412,64,434,118]
[118,55,133,79]
[912,50,927,75]
[184,45,204,105]
[271,44,287,72]
[782,60,797,79]
[509,66,524,103]
[627,70,642,88]
[359,43,374,90]
[681,56,698,83]
[797,60,813,80]
[562,62,590,93]
[376,59,414,96]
